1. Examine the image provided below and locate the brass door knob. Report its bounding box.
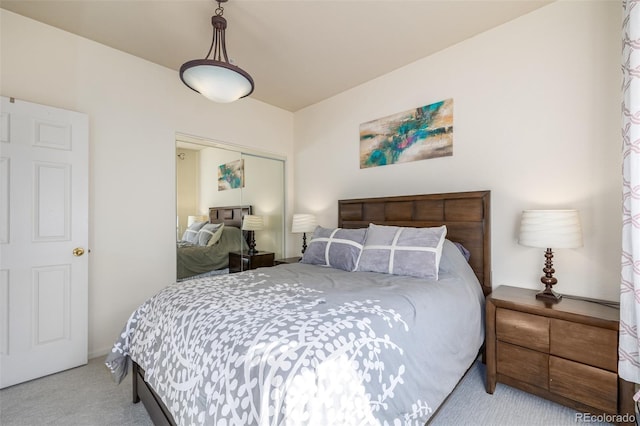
[73,247,85,257]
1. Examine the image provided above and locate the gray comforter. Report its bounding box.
[106,240,484,425]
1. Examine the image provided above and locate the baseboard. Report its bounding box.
[89,347,110,360]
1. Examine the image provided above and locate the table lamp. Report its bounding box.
[242,215,264,255]
[291,213,317,254]
[518,209,583,302]
[187,215,209,226]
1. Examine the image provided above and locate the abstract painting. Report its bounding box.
[218,159,244,191]
[359,98,453,169]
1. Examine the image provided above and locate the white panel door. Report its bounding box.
[0,97,88,388]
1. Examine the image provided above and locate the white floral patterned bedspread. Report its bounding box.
[106,261,484,426]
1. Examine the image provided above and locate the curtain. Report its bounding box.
[620,0,640,384]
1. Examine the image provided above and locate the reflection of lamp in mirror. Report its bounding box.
[518,209,583,303]
[242,215,264,255]
[187,215,209,226]
[291,214,317,254]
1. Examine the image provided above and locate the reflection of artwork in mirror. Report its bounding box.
[218,159,245,191]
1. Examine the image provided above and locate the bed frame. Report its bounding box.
[209,205,251,230]
[134,191,491,424]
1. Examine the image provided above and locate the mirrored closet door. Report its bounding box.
[176,135,285,280]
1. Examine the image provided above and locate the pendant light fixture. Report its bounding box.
[180,0,254,103]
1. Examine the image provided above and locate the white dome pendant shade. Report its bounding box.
[180,0,254,103]
[181,61,253,103]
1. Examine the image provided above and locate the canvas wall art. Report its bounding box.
[359,98,453,169]
[218,159,244,191]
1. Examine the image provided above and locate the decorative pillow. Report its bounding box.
[197,223,224,246]
[452,241,471,262]
[439,239,470,274]
[300,226,367,272]
[181,221,207,244]
[206,223,226,246]
[357,223,447,279]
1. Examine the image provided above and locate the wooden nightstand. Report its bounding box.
[486,286,634,421]
[274,257,301,265]
[228,251,275,273]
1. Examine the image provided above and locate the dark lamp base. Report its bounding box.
[247,230,258,255]
[536,288,562,303]
[536,248,562,303]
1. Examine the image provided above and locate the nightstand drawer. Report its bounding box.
[497,341,549,389]
[496,308,549,352]
[550,356,618,414]
[550,319,617,371]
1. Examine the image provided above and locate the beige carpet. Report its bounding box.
[0,357,610,425]
[0,357,151,426]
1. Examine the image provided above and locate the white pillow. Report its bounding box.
[206,223,226,246]
[196,223,223,246]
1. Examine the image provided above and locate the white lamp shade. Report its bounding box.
[291,214,317,233]
[187,215,209,226]
[181,64,253,103]
[242,215,264,231]
[518,209,583,249]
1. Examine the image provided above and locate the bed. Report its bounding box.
[176,205,251,280]
[107,191,491,425]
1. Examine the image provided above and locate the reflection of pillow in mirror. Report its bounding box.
[181,221,207,244]
[206,223,225,246]
[197,223,223,246]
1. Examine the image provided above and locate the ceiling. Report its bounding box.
[1,0,553,112]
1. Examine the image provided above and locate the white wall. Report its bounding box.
[293,0,622,301]
[199,146,243,208]
[0,10,294,357]
[176,148,200,238]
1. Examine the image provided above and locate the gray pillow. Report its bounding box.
[196,223,224,246]
[452,241,471,262]
[357,223,447,279]
[439,239,469,274]
[181,221,207,244]
[300,226,367,272]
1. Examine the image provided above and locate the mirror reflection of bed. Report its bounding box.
[176,206,252,280]
[176,137,285,280]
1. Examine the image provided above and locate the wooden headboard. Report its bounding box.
[208,205,252,230]
[338,191,491,296]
